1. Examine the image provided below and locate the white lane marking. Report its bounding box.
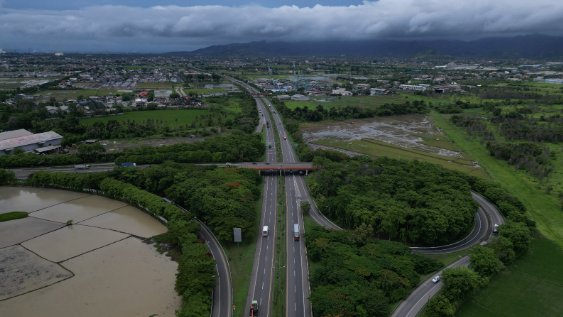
[294,258,295,264]
[262,282,264,290]
[405,282,442,317]
[264,268,265,274]
[294,270,296,277]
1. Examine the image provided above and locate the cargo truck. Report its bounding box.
[263,226,269,237]
[74,164,89,169]
[250,300,259,316]
[294,223,300,241]
[121,163,136,167]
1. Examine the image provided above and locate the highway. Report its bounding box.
[232,76,311,317]
[256,92,312,317]
[244,89,278,317]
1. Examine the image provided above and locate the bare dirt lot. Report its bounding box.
[301,114,462,158]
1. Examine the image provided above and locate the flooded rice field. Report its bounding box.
[301,114,461,158]
[0,187,179,316]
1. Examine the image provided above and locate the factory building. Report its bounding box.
[0,129,63,156]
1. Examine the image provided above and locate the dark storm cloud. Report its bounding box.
[1,1,562,51]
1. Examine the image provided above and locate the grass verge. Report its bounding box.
[456,239,563,317]
[272,176,286,317]
[0,211,28,222]
[224,181,264,317]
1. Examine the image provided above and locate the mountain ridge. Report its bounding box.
[167,34,563,59]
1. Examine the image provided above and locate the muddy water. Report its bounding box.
[0,187,89,214]
[0,237,181,317]
[0,217,64,248]
[80,206,168,238]
[30,195,128,223]
[0,188,178,316]
[22,225,129,262]
[301,114,462,158]
[0,245,73,300]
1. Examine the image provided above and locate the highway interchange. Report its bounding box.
[6,77,506,317]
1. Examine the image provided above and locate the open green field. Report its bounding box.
[456,239,563,317]
[311,138,491,179]
[184,88,228,95]
[80,109,215,126]
[36,89,120,102]
[432,112,563,247]
[284,95,407,110]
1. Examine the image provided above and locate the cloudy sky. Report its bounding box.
[1,0,562,52]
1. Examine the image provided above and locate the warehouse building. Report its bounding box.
[0,129,63,156]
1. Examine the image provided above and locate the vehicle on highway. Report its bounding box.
[226,162,232,166]
[252,162,257,165]
[283,135,287,140]
[121,163,136,167]
[432,276,441,283]
[250,300,259,316]
[265,162,270,165]
[263,226,269,237]
[266,121,270,127]
[74,164,90,169]
[493,223,499,234]
[294,223,300,241]
[268,143,271,148]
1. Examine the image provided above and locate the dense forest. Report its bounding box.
[271,98,428,122]
[107,162,263,240]
[308,155,535,245]
[308,156,479,245]
[306,226,442,317]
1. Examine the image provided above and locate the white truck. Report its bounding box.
[263,226,269,237]
[294,223,300,241]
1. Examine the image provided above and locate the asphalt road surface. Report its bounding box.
[258,94,312,317]
[391,256,471,317]
[244,90,278,317]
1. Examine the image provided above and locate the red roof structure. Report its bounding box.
[139,91,148,98]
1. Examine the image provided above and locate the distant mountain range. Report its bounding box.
[168,34,563,59]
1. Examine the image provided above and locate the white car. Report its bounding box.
[432,276,441,283]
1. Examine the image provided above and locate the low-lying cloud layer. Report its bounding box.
[1,0,563,51]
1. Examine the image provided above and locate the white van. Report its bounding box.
[263,226,269,237]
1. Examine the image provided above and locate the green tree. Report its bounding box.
[170,92,180,99]
[470,246,504,277]
[487,237,516,265]
[500,222,531,255]
[426,295,455,317]
[210,216,253,241]
[300,201,311,215]
[442,267,483,302]
[13,148,24,155]
[353,223,374,246]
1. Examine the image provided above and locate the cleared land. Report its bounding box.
[284,95,407,110]
[456,239,563,317]
[300,115,490,179]
[80,109,215,126]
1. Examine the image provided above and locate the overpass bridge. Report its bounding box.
[222,162,315,175]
